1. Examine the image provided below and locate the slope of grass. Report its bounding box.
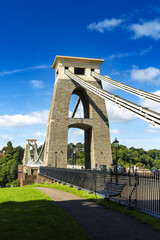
[0,187,90,240]
[27,182,160,230]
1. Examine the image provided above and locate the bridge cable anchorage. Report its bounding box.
[92,71,160,104]
[65,69,160,127]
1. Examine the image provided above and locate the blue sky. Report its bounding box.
[1,0,160,150]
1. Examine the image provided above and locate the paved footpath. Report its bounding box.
[36,187,160,240]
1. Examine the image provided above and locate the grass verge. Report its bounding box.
[0,187,90,240]
[26,182,160,230]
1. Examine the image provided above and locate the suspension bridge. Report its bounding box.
[18,55,160,215]
[22,55,160,170]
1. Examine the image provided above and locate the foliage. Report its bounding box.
[6,179,20,188]
[0,187,90,240]
[111,143,160,170]
[67,142,85,166]
[0,141,24,187]
[0,140,160,187]
[37,145,42,155]
[68,142,160,170]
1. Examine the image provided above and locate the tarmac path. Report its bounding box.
[35,187,160,240]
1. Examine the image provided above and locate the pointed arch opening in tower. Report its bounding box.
[69,95,84,118]
[69,88,89,119]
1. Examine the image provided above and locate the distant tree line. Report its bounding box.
[111,143,160,170]
[0,140,160,188]
[68,142,160,170]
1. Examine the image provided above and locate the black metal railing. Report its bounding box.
[136,171,160,216]
[40,167,160,216]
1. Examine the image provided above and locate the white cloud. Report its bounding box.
[37,141,45,147]
[75,102,84,118]
[69,110,72,118]
[0,65,51,76]
[139,90,160,129]
[110,129,122,134]
[0,110,49,128]
[111,69,121,76]
[32,131,46,137]
[30,80,44,89]
[139,46,152,55]
[70,96,135,124]
[106,101,136,123]
[130,67,160,85]
[87,18,124,33]
[105,47,152,60]
[69,102,84,118]
[130,19,160,40]
[144,129,160,133]
[105,52,131,60]
[102,78,117,92]
[139,90,160,113]
[1,135,13,140]
[73,130,84,135]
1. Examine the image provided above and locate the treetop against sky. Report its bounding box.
[0,0,160,150]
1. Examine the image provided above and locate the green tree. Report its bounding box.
[0,141,24,187]
[15,146,24,163]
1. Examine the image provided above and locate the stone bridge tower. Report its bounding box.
[44,56,112,170]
